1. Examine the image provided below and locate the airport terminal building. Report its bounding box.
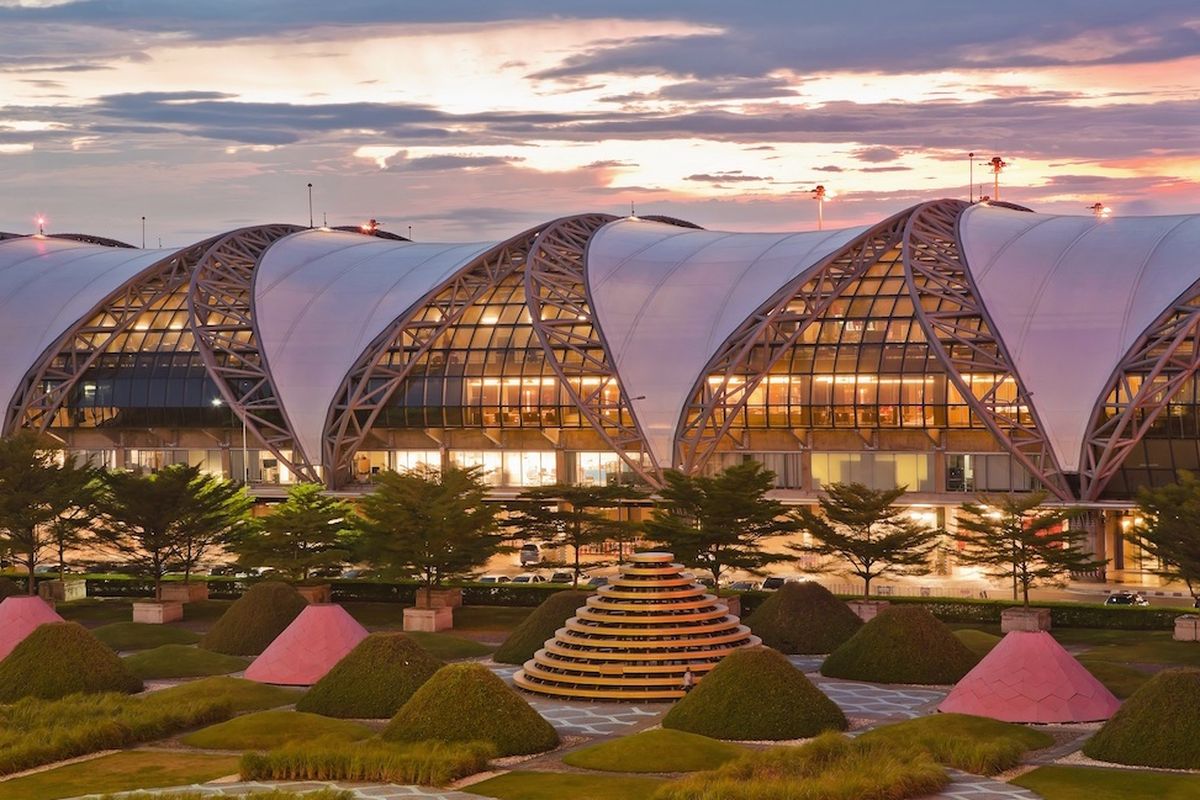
[3,198,1199,579]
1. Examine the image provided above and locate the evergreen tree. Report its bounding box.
[234,482,356,581]
[173,468,254,584]
[1129,471,1200,601]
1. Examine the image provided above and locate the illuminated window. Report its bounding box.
[811,451,933,492]
[946,453,1035,492]
[449,450,556,487]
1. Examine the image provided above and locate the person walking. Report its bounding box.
[682,666,695,694]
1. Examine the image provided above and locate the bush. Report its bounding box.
[93,621,199,651]
[860,713,1053,776]
[240,739,493,786]
[885,595,1186,631]
[123,644,249,679]
[563,729,745,773]
[0,622,143,702]
[297,633,443,719]
[0,576,20,599]
[1083,668,1200,769]
[744,583,862,655]
[820,606,977,685]
[663,646,846,741]
[201,581,307,655]
[181,709,371,750]
[493,590,590,665]
[384,663,559,756]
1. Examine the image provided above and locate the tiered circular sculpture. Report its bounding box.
[514,552,759,701]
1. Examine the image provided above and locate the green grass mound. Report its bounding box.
[0,622,142,701]
[493,590,590,665]
[297,633,443,719]
[151,676,303,713]
[953,628,1002,659]
[1084,668,1200,769]
[1013,764,1200,800]
[564,729,744,773]
[405,631,493,660]
[744,582,862,654]
[820,605,977,685]
[384,662,559,756]
[663,646,846,741]
[181,709,371,750]
[654,732,948,800]
[861,713,1053,776]
[0,576,20,599]
[93,621,199,651]
[123,644,249,679]
[200,581,307,655]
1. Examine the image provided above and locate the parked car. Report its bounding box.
[761,576,788,591]
[511,573,547,584]
[549,571,578,584]
[727,580,759,591]
[693,576,716,588]
[586,576,609,588]
[1105,591,1150,606]
[518,543,541,566]
[478,574,512,584]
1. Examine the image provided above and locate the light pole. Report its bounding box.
[812,185,833,230]
[36,216,44,236]
[141,216,146,248]
[212,397,249,484]
[1087,202,1112,219]
[306,183,314,229]
[985,156,1008,201]
[968,152,974,202]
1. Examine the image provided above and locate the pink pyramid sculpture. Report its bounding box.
[938,630,1120,723]
[0,595,65,661]
[244,603,368,686]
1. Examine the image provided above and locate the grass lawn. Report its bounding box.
[0,750,238,800]
[94,621,200,651]
[1077,658,1151,698]
[406,631,494,660]
[55,598,132,626]
[181,709,372,750]
[454,605,533,632]
[860,713,1053,775]
[151,676,304,712]
[182,599,232,622]
[953,628,1001,658]
[467,771,665,800]
[123,644,249,679]
[1013,765,1200,799]
[563,729,745,773]
[1055,629,1200,668]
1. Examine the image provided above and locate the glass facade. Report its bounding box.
[946,453,1036,492]
[811,451,934,492]
[449,449,556,487]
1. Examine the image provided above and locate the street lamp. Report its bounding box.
[306,183,314,229]
[984,156,1008,201]
[36,216,45,236]
[141,216,146,249]
[212,397,249,484]
[811,185,834,230]
[1087,202,1112,219]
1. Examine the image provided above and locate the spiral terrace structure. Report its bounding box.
[514,552,758,700]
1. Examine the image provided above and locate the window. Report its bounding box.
[449,450,556,487]
[811,451,933,492]
[946,453,1035,492]
[702,452,803,489]
[392,450,441,473]
[573,451,646,487]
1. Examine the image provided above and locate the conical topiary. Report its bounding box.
[663,646,846,740]
[820,605,977,685]
[745,583,862,654]
[297,633,444,718]
[0,622,143,701]
[201,581,308,656]
[384,662,559,756]
[494,590,591,665]
[1083,668,1200,769]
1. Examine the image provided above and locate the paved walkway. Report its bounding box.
[814,679,946,719]
[926,772,1043,799]
[78,782,482,799]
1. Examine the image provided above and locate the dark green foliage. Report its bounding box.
[0,622,142,701]
[744,582,861,654]
[493,590,589,665]
[663,646,846,740]
[860,713,1054,775]
[1083,668,1200,769]
[384,662,559,756]
[1130,471,1200,601]
[233,483,357,581]
[240,739,494,787]
[200,581,307,655]
[92,621,199,651]
[821,605,977,685]
[297,633,444,718]
[0,576,20,599]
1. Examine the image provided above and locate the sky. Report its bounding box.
[0,0,1198,244]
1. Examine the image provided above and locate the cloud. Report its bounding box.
[814,165,844,172]
[859,165,911,172]
[387,153,525,171]
[853,146,902,163]
[684,171,771,183]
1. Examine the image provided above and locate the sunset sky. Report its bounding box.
[0,1,1197,243]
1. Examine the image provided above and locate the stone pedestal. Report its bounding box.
[848,599,891,622]
[722,594,742,617]
[296,584,332,604]
[37,579,87,603]
[159,583,209,603]
[1001,607,1052,633]
[133,600,184,624]
[403,605,453,632]
[1174,615,1200,642]
[415,587,463,609]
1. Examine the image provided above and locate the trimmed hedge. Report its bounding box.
[0,622,143,701]
[663,646,846,741]
[1083,668,1200,769]
[384,663,559,756]
[493,590,590,665]
[821,605,977,685]
[744,582,861,654]
[0,576,20,599]
[297,633,443,719]
[200,581,307,655]
[885,595,1189,631]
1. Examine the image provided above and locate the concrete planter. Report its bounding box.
[722,595,742,618]
[133,600,184,624]
[295,584,332,604]
[415,587,463,609]
[848,599,891,622]
[159,583,209,603]
[1001,607,1052,633]
[1174,615,1200,642]
[403,606,453,632]
[37,579,87,603]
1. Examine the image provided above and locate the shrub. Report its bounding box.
[93,621,199,651]
[820,606,977,685]
[745,583,862,655]
[1083,668,1200,769]
[0,622,142,702]
[860,713,1053,776]
[200,581,307,655]
[664,646,846,741]
[493,590,590,665]
[0,576,20,599]
[149,676,304,713]
[123,644,249,679]
[384,663,559,756]
[563,729,745,773]
[653,732,948,800]
[181,709,371,750]
[240,739,493,786]
[297,633,443,719]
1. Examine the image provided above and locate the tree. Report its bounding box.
[643,461,798,586]
[173,467,254,584]
[509,483,645,586]
[356,464,505,587]
[47,470,101,582]
[955,491,1100,606]
[234,483,356,581]
[794,482,943,600]
[1129,471,1200,601]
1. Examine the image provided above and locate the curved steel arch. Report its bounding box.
[5,235,222,435]
[674,209,913,474]
[188,224,316,483]
[904,199,1071,500]
[50,233,135,248]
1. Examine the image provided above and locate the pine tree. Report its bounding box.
[234,483,356,581]
[1128,472,1200,601]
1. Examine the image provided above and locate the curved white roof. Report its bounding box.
[0,236,171,414]
[254,230,497,464]
[961,204,1200,472]
[587,218,869,466]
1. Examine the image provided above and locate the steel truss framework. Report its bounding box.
[675,210,912,474]
[1080,279,1200,500]
[188,224,315,482]
[5,236,222,435]
[906,199,1072,500]
[321,224,545,488]
[525,213,663,487]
